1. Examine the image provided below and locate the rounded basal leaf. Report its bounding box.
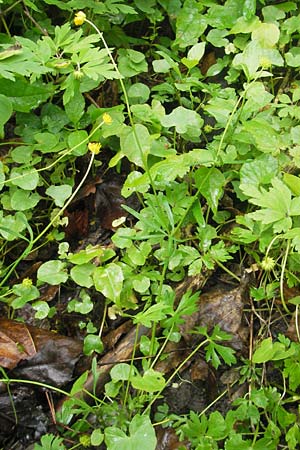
[34,132,60,153]
[252,23,280,48]
[83,334,104,356]
[110,363,133,381]
[93,263,124,302]
[70,264,94,288]
[11,190,41,211]
[91,430,104,446]
[131,369,166,392]
[120,124,151,168]
[68,130,89,156]
[128,83,150,104]
[11,146,34,164]
[32,301,50,319]
[285,48,300,68]
[0,211,28,241]
[160,106,203,140]
[10,167,39,190]
[46,184,72,207]
[37,260,68,285]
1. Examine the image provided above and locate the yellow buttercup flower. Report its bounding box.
[88,142,101,154]
[22,277,33,287]
[74,11,86,26]
[103,112,112,124]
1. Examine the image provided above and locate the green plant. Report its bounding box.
[2,1,300,449]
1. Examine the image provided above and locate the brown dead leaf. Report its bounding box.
[95,179,126,230]
[156,426,190,450]
[0,319,82,387]
[180,283,249,350]
[0,318,36,369]
[200,51,216,75]
[64,208,89,240]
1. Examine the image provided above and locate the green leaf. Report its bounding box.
[247,178,294,232]
[110,363,134,381]
[243,118,280,152]
[34,132,60,153]
[10,167,39,190]
[70,371,88,395]
[0,79,55,112]
[240,154,278,196]
[160,106,203,141]
[253,337,274,363]
[68,246,104,264]
[243,0,256,20]
[91,429,104,446]
[284,173,300,196]
[11,146,34,164]
[11,283,40,309]
[131,369,166,392]
[284,357,300,391]
[46,185,72,207]
[0,211,28,241]
[182,42,206,69]
[70,264,94,288]
[252,23,280,48]
[128,83,150,104]
[120,124,151,168]
[68,290,94,314]
[34,433,65,450]
[32,301,50,319]
[0,94,12,138]
[83,334,104,356]
[194,167,225,214]
[285,48,300,67]
[132,275,150,293]
[105,415,156,450]
[118,49,147,77]
[132,302,169,327]
[68,130,88,156]
[93,263,124,302]
[175,0,207,48]
[64,92,85,125]
[37,260,68,285]
[11,189,41,211]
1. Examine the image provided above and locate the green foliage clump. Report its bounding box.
[1,0,300,449]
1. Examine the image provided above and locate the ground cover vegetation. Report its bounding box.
[1,0,300,448]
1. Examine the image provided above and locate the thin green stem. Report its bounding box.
[2,121,103,189]
[143,338,209,415]
[280,241,291,314]
[85,18,157,197]
[31,153,95,247]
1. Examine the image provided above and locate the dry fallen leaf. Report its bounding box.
[0,319,82,386]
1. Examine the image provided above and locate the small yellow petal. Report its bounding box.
[74,11,86,26]
[22,277,33,287]
[88,142,101,154]
[103,112,113,124]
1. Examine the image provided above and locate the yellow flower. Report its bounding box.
[74,11,86,26]
[88,142,101,154]
[259,57,272,69]
[22,277,33,287]
[103,112,113,124]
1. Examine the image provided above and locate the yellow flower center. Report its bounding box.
[88,142,101,154]
[74,11,86,26]
[103,112,113,124]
